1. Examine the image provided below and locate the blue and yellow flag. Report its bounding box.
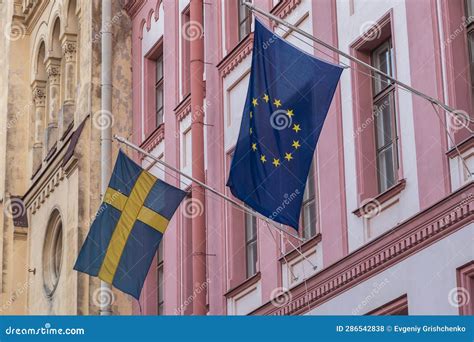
[74,150,186,299]
[227,20,343,230]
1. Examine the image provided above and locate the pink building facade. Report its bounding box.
[124,0,474,315]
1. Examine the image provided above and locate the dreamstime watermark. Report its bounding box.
[359,198,381,219]
[353,97,390,138]
[352,277,390,314]
[4,323,85,336]
[268,190,301,221]
[443,16,474,47]
[448,287,470,308]
[0,281,30,313]
[270,287,293,308]
[175,280,209,314]
[92,287,115,309]
[3,197,26,220]
[182,20,204,41]
[92,109,115,130]
[6,103,33,130]
[359,21,382,42]
[4,21,26,41]
[270,109,292,130]
[92,10,125,44]
[447,110,474,133]
[182,198,204,219]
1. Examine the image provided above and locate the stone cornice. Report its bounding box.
[174,94,192,122]
[251,182,474,315]
[140,124,165,158]
[217,33,254,78]
[270,0,302,19]
[123,0,147,18]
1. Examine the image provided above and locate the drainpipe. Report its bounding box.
[100,0,113,316]
[190,0,207,315]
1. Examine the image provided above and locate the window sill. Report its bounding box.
[352,179,406,218]
[224,272,261,298]
[446,136,473,159]
[279,233,321,263]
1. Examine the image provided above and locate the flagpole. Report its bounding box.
[113,135,306,242]
[100,0,113,316]
[243,1,472,179]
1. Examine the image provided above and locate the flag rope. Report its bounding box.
[244,1,473,178]
[113,135,306,242]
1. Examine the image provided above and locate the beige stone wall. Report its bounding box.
[0,0,134,315]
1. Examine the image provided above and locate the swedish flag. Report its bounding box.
[227,19,343,230]
[74,150,186,299]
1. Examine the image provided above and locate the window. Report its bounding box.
[182,128,192,168]
[182,7,191,96]
[467,0,474,101]
[245,210,258,278]
[238,0,252,41]
[157,244,164,315]
[155,54,164,126]
[43,210,63,296]
[301,162,317,239]
[368,295,408,315]
[371,40,398,193]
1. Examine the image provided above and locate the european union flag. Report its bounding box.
[74,150,186,299]
[227,19,343,230]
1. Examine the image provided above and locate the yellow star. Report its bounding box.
[251,143,257,151]
[250,111,253,118]
[263,94,269,103]
[252,98,258,107]
[260,155,267,163]
[273,99,282,108]
[250,127,253,134]
[287,109,294,118]
[284,152,293,161]
[292,124,301,133]
[272,158,280,167]
[292,140,301,149]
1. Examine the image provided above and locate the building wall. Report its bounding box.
[129,0,473,316]
[0,0,134,315]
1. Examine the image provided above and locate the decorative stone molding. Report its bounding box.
[32,86,46,106]
[251,182,474,315]
[62,41,77,62]
[46,64,60,84]
[174,94,192,122]
[140,124,165,158]
[271,0,302,19]
[29,166,65,215]
[123,0,147,18]
[217,33,254,78]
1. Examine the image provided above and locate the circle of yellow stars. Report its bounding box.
[249,93,302,168]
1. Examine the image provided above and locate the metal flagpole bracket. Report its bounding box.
[113,135,306,242]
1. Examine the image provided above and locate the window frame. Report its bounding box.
[155,54,164,126]
[238,0,252,41]
[157,243,164,315]
[466,0,474,102]
[244,209,258,278]
[370,39,399,194]
[301,162,317,240]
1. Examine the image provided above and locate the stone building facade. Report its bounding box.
[0,0,133,315]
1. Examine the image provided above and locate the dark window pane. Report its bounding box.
[246,240,257,278]
[377,145,396,192]
[372,41,393,95]
[468,29,474,101]
[302,203,317,239]
[375,94,393,148]
[156,55,163,82]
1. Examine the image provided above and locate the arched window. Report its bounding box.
[42,209,63,296]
